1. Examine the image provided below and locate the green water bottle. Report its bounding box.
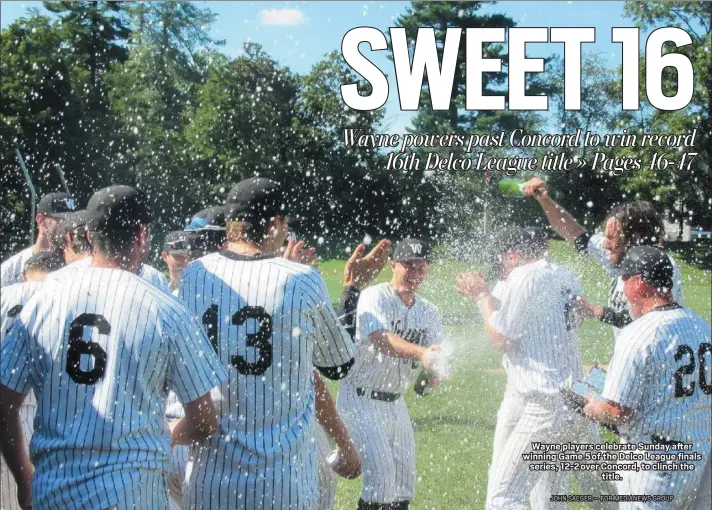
[497,178,526,197]
[413,368,433,396]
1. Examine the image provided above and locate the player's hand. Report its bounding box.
[425,375,444,388]
[455,272,489,299]
[522,177,548,201]
[283,239,319,267]
[573,296,604,320]
[330,442,362,479]
[343,239,391,289]
[420,345,442,372]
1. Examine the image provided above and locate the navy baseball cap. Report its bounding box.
[224,178,292,222]
[37,192,78,217]
[391,239,431,262]
[619,246,674,291]
[58,210,88,236]
[85,185,152,232]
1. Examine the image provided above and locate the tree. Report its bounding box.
[0,14,79,257]
[388,2,548,243]
[619,1,711,231]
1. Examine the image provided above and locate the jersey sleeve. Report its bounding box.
[356,288,391,341]
[307,271,355,371]
[488,275,532,342]
[166,307,228,405]
[601,324,648,409]
[0,319,36,395]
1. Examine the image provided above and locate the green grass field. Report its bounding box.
[316,241,712,510]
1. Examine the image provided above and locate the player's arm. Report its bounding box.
[338,240,391,339]
[369,330,442,370]
[455,273,516,352]
[170,392,219,446]
[584,326,645,427]
[313,370,360,479]
[574,297,633,329]
[0,384,33,509]
[522,178,585,242]
[166,309,229,445]
[583,397,634,427]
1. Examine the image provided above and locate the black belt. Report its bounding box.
[356,387,401,402]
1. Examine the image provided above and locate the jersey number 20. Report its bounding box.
[66,313,109,385]
[674,343,712,398]
[203,305,273,376]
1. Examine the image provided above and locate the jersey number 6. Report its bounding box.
[66,313,109,385]
[203,305,273,376]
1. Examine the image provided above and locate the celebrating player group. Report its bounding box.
[0,175,710,510]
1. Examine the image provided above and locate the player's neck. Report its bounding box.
[639,296,674,316]
[389,281,416,307]
[227,240,277,257]
[91,251,142,274]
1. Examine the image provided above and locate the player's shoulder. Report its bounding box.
[416,293,439,315]
[359,282,391,303]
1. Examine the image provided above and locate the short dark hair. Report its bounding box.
[89,229,138,261]
[608,201,664,246]
[23,250,65,274]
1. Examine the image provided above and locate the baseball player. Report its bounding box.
[456,228,601,509]
[48,208,170,293]
[522,178,683,336]
[336,238,443,510]
[0,252,64,510]
[0,185,228,510]
[584,246,711,509]
[1,191,78,286]
[179,177,357,509]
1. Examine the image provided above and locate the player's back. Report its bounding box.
[1,267,222,509]
[613,307,711,447]
[496,259,584,395]
[179,252,354,509]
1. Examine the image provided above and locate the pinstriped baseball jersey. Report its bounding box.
[489,259,584,396]
[1,282,44,333]
[602,306,711,447]
[1,247,35,286]
[49,256,170,293]
[178,251,355,510]
[0,268,228,510]
[341,282,441,394]
[1,281,43,510]
[586,234,684,336]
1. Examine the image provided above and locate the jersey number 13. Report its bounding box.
[203,305,273,376]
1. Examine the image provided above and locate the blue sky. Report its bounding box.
[2,1,637,132]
